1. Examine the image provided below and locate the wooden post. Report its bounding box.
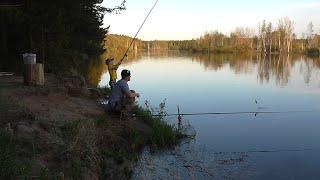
[24,63,44,86]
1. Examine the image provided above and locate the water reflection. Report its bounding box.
[97,51,320,179]
[189,53,320,86]
[116,51,320,88]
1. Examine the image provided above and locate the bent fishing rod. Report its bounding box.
[120,0,159,64]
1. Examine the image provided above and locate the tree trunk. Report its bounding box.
[278,33,281,53]
[24,64,45,86]
[269,39,272,54]
[222,37,224,46]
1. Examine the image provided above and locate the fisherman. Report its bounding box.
[105,54,127,89]
[107,69,140,116]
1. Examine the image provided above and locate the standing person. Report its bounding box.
[105,54,127,89]
[108,69,140,116]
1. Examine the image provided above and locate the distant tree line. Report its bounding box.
[0,0,126,74]
[103,34,143,61]
[141,17,320,57]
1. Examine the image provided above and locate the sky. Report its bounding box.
[102,0,320,40]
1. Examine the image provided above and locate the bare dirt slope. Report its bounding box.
[0,74,153,179]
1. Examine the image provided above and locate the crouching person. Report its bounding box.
[107,69,140,118]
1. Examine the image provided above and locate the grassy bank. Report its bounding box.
[132,103,180,148]
[0,75,180,179]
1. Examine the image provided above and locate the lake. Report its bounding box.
[99,51,320,179]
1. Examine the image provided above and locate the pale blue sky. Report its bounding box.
[102,0,320,40]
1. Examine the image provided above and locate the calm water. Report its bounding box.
[99,52,320,179]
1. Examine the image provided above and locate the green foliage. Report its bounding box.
[0,130,40,179]
[102,150,138,165]
[0,0,126,75]
[59,119,100,178]
[132,100,180,148]
[95,115,109,128]
[100,149,136,179]
[132,104,153,125]
[120,127,146,152]
[105,22,320,56]
[60,120,81,139]
[103,34,144,64]
[150,118,178,147]
[0,81,23,90]
[0,130,17,179]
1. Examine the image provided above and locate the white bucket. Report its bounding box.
[22,53,36,64]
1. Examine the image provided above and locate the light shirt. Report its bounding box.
[108,79,130,105]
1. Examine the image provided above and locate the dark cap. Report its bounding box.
[121,69,131,79]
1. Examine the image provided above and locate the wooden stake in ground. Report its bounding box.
[24,63,44,86]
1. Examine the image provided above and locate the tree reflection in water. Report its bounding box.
[120,51,320,87]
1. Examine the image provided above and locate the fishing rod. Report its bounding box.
[120,0,159,64]
[130,110,316,117]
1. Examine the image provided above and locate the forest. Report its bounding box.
[106,18,319,57]
[0,0,126,74]
[2,2,319,78]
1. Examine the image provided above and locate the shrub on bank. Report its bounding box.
[132,101,181,148]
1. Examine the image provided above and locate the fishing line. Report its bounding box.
[247,148,313,153]
[120,0,160,63]
[212,148,314,155]
[129,110,317,117]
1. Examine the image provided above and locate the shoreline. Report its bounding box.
[0,74,180,179]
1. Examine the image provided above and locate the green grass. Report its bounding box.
[150,119,179,147]
[59,118,100,178]
[60,120,81,139]
[101,149,136,179]
[0,88,37,178]
[0,88,34,127]
[0,130,17,179]
[0,81,23,90]
[120,127,145,151]
[95,115,109,129]
[98,103,181,178]
[102,150,138,165]
[0,78,181,178]
[0,130,31,179]
[132,104,181,148]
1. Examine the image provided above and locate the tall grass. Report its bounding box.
[132,100,181,148]
[0,130,17,179]
[150,118,179,147]
[59,119,99,178]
